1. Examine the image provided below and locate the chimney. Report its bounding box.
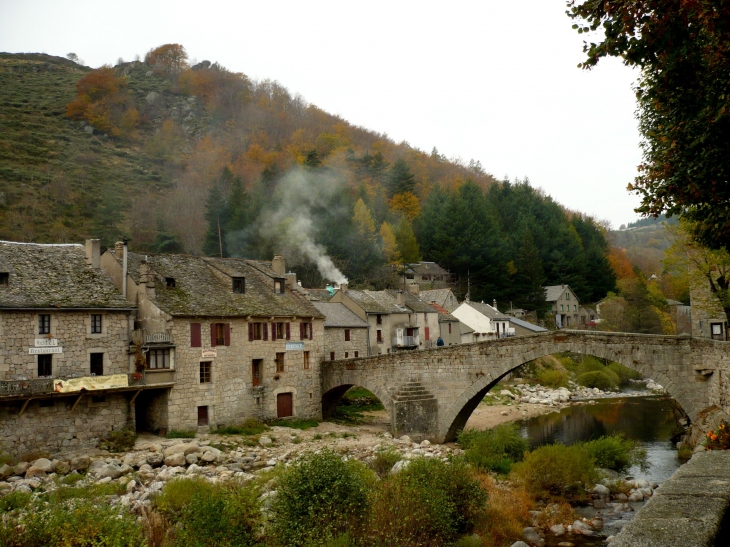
[337,282,348,293]
[397,290,405,307]
[408,282,419,296]
[139,261,156,299]
[493,299,498,311]
[272,255,285,276]
[85,239,100,269]
[285,272,297,289]
[114,241,125,260]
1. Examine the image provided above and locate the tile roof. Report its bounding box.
[0,241,134,310]
[429,302,459,323]
[509,317,548,333]
[111,251,323,319]
[465,301,510,320]
[311,302,368,328]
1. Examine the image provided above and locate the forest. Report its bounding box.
[0,45,617,309]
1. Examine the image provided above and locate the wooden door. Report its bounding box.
[197,406,209,426]
[277,393,293,418]
[252,360,262,387]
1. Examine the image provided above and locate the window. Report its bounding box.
[232,277,245,294]
[330,352,335,361]
[560,304,564,312]
[38,354,52,377]
[300,322,311,340]
[303,351,310,369]
[273,322,286,340]
[377,329,383,343]
[376,314,382,325]
[90,353,104,376]
[200,361,212,383]
[249,322,262,341]
[274,278,285,294]
[344,329,350,341]
[39,314,50,335]
[448,323,452,334]
[354,351,359,358]
[0,272,8,286]
[211,323,230,346]
[165,277,176,288]
[91,314,102,334]
[566,292,570,300]
[345,352,349,358]
[276,352,285,372]
[252,359,262,386]
[147,348,170,369]
[574,305,577,312]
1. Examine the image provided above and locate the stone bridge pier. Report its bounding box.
[321,331,730,443]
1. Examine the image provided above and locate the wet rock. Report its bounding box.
[590,518,603,530]
[550,524,566,536]
[593,498,608,509]
[523,527,545,546]
[571,520,594,535]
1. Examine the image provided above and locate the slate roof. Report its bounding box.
[308,289,334,302]
[111,251,323,319]
[509,317,548,333]
[341,289,400,314]
[386,290,438,314]
[460,322,475,335]
[419,288,454,307]
[408,262,450,277]
[544,284,575,303]
[311,302,368,328]
[429,302,459,323]
[465,301,511,320]
[0,241,134,310]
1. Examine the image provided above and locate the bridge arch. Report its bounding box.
[321,376,393,421]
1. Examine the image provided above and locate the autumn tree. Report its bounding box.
[145,43,189,75]
[388,192,421,221]
[568,0,730,249]
[379,222,400,264]
[395,217,421,264]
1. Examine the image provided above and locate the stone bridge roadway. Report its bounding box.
[321,330,730,443]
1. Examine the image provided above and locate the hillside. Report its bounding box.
[0,48,616,306]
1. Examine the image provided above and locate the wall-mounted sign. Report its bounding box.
[29,347,63,354]
[34,339,58,347]
[201,348,217,358]
[285,342,305,351]
[54,373,128,393]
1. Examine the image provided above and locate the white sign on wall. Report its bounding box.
[34,339,58,347]
[201,348,217,358]
[29,347,63,354]
[285,342,305,351]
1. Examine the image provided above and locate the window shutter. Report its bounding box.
[224,323,231,346]
[271,322,277,341]
[263,323,268,341]
[425,327,430,341]
[299,322,304,339]
[309,322,313,340]
[249,322,254,342]
[286,322,291,340]
[345,329,350,341]
[210,324,216,347]
[191,323,201,347]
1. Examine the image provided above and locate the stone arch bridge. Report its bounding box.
[321,331,730,443]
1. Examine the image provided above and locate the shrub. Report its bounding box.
[510,444,598,501]
[98,428,136,452]
[577,371,617,391]
[165,429,197,439]
[536,369,568,388]
[371,447,402,478]
[216,418,268,436]
[577,356,606,375]
[269,449,371,546]
[607,362,642,384]
[173,481,261,547]
[0,490,32,513]
[581,434,647,472]
[472,472,534,547]
[364,457,487,547]
[154,476,216,518]
[458,424,529,474]
[601,366,621,386]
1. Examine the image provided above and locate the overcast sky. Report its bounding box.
[0,0,643,228]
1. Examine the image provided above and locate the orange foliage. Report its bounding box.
[608,247,636,279]
[66,66,135,137]
[145,43,188,75]
[473,472,536,547]
[389,192,422,221]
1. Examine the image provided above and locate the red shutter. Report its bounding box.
[249,322,254,341]
[309,322,313,340]
[286,322,291,340]
[299,322,304,339]
[210,324,216,347]
[190,323,201,347]
[425,327,430,341]
[263,322,268,341]
[224,323,231,346]
[271,322,277,341]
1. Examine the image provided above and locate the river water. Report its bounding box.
[518,388,686,545]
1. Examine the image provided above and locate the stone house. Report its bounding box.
[101,247,325,432]
[452,301,515,340]
[690,282,727,340]
[405,262,452,289]
[419,288,459,313]
[311,302,368,360]
[0,240,143,456]
[428,303,461,346]
[544,284,580,328]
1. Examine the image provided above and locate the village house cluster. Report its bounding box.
[1,239,604,455]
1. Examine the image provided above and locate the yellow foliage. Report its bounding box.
[379,222,400,264]
[473,472,535,547]
[389,192,421,221]
[353,199,376,237]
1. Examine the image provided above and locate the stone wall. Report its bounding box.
[323,327,368,361]
[0,392,131,456]
[163,317,325,431]
[322,331,730,442]
[0,310,131,380]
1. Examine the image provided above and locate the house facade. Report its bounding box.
[101,248,325,432]
[419,288,459,313]
[405,262,452,289]
[429,303,461,346]
[452,301,514,340]
[311,302,368,360]
[0,240,143,456]
[544,284,580,328]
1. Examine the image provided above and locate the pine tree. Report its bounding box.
[513,228,548,317]
[386,159,416,197]
[395,217,421,264]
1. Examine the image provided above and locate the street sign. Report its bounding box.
[285,342,305,351]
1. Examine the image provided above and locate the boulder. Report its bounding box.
[54,460,71,475]
[70,455,90,471]
[550,524,566,536]
[399,435,412,443]
[13,462,30,476]
[147,453,164,467]
[24,466,47,479]
[165,453,187,467]
[185,454,198,465]
[390,460,410,474]
[523,527,545,546]
[593,484,610,497]
[14,484,32,494]
[90,462,125,480]
[511,542,530,547]
[163,443,199,458]
[186,464,201,475]
[0,464,13,480]
[259,436,273,447]
[126,480,137,493]
[572,520,594,535]
[201,451,218,463]
[628,491,644,502]
[0,482,12,494]
[31,458,52,473]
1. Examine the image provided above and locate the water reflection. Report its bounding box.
[521,395,685,483]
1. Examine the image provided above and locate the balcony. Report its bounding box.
[392,335,420,348]
[0,370,175,401]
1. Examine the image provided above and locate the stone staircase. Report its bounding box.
[392,381,437,403]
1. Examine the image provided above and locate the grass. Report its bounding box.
[268,418,319,430]
[458,424,529,474]
[41,481,127,504]
[216,418,269,436]
[165,429,197,439]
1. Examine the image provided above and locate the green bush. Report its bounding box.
[268,418,319,430]
[154,476,216,518]
[581,434,647,473]
[98,428,136,452]
[216,418,268,436]
[536,369,568,388]
[0,491,31,513]
[607,362,642,384]
[371,447,402,478]
[578,356,606,375]
[0,500,145,547]
[510,444,598,501]
[458,424,529,474]
[577,371,618,391]
[165,429,197,439]
[364,457,487,546]
[269,449,371,546]
[173,481,261,547]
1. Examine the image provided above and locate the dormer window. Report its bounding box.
[274,278,285,294]
[232,277,245,294]
[165,277,176,288]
